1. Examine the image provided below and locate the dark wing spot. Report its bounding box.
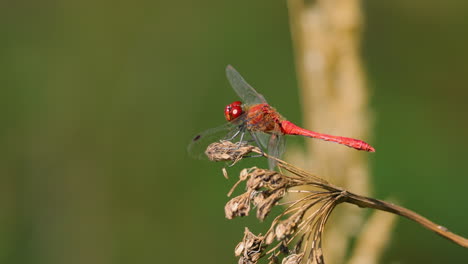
[193,135,201,141]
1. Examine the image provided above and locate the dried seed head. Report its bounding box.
[235,242,244,256]
[265,230,276,245]
[245,168,291,191]
[238,256,259,264]
[225,192,252,219]
[239,168,252,180]
[250,252,261,262]
[205,141,255,162]
[255,188,286,221]
[242,228,264,251]
[236,228,265,264]
[263,172,289,190]
[252,192,266,208]
[222,167,229,179]
[275,210,305,240]
[281,253,304,264]
[246,169,275,190]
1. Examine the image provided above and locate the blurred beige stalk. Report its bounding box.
[286,0,396,263]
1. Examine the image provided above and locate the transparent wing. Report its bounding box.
[188,122,240,160]
[250,131,286,170]
[267,134,286,170]
[226,65,267,105]
[251,131,270,151]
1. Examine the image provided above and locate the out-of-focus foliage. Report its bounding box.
[0,1,467,263]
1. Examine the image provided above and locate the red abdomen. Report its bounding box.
[280,120,375,152]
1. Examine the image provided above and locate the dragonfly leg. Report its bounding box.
[247,131,265,158]
[241,154,263,160]
[235,126,249,146]
[225,128,241,141]
[225,125,249,146]
[238,130,246,143]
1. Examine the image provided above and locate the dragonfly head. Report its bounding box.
[224,101,243,121]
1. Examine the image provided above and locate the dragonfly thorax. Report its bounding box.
[245,104,282,134]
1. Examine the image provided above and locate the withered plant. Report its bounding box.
[205,141,468,264]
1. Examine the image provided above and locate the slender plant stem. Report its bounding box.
[343,192,468,247]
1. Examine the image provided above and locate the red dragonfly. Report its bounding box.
[189,65,374,168]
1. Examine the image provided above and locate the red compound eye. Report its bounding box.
[224,101,243,121]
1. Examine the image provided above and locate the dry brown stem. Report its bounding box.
[205,141,468,264]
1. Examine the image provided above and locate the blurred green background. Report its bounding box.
[1,0,467,263]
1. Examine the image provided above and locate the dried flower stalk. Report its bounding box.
[287,0,377,262]
[205,141,468,264]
